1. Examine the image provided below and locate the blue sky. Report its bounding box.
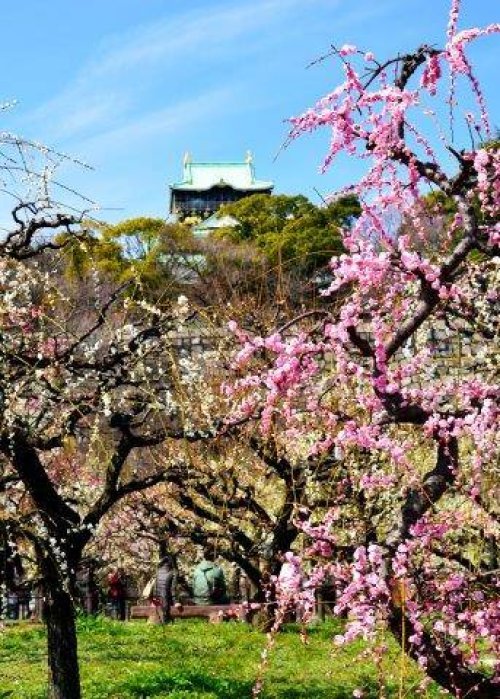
[1,0,498,222]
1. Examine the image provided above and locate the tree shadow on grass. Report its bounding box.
[104,669,381,698]
[107,670,251,698]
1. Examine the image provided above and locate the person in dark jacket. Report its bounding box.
[191,547,228,605]
[153,555,178,623]
[230,565,251,603]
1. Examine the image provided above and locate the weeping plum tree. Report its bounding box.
[228,2,499,697]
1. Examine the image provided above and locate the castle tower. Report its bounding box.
[169,152,273,219]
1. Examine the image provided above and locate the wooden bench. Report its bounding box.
[129,602,254,622]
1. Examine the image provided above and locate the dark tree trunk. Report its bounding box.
[44,585,81,699]
[37,538,85,699]
[9,437,87,699]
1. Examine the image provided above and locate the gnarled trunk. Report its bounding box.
[389,606,497,699]
[37,540,84,699]
[44,585,81,699]
[10,437,85,698]
[386,438,497,698]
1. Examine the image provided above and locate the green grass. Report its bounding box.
[0,616,441,698]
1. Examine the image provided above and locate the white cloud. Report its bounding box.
[12,0,358,220]
[25,0,330,142]
[72,86,240,160]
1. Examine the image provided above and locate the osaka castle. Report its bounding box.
[169,151,274,220]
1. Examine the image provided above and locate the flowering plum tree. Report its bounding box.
[0,139,225,697]
[104,436,337,589]
[228,2,499,696]
[89,349,346,596]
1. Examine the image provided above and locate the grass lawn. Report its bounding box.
[0,616,441,698]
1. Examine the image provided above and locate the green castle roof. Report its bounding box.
[170,152,274,192]
[192,213,240,237]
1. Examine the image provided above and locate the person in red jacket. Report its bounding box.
[107,567,127,621]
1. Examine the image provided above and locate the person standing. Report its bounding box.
[107,567,127,621]
[191,547,228,605]
[230,565,251,603]
[153,555,178,623]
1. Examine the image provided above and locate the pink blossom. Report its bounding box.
[339,44,357,56]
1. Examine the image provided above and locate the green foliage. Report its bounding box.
[58,194,361,303]
[61,217,195,298]
[0,618,440,698]
[418,186,494,262]
[218,194,360,274]
[422,191,458,217]
[105,217,166,256]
